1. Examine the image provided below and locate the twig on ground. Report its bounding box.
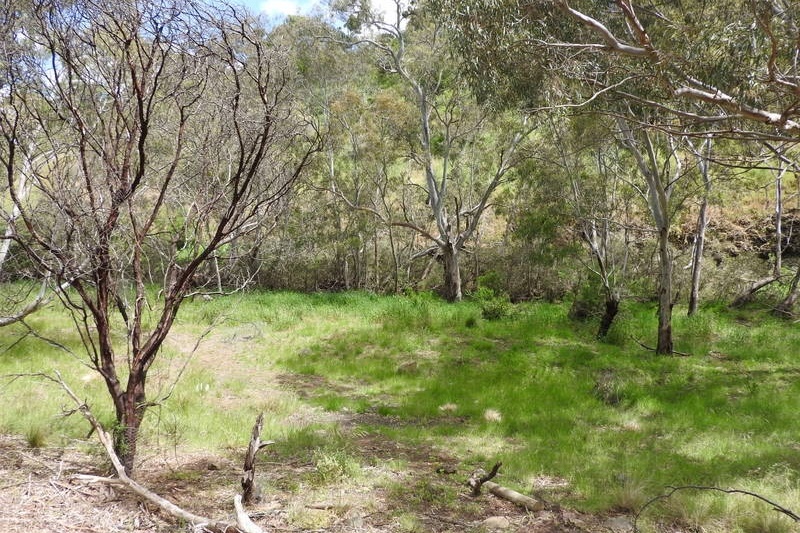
[423,512,469,527]
[633,338,691,357]
[467,462,545,512]
[635,485,800,532]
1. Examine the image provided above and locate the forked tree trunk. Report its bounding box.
[441,243,462,302]
[656,227,674,355]
[597,293,620,339]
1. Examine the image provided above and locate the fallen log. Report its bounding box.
[483,481,545,512]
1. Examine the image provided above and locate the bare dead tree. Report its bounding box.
[0,0,320,475]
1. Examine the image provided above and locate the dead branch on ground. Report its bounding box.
[241,412,274,505]
[633,338,691,357]
[467,462,545,512]
[45,372,264,533]
[634,485,800,532]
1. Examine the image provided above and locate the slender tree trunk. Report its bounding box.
[688,139,712,316]
[656,227,673,354]
[388,226,399,294]
[373,228,379,291]
[441,243,462,302]
[688,196,709,316]
[774,166,783,278]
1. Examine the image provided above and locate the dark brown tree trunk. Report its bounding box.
[441,244,462,302]
[597,294,619,339]
[113,376,147,476]
[115,406,144,475]
[656,226,673,355]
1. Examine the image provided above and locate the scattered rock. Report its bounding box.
[603,515,633,532]
[481,516,512,530]
[438,402,458,412]
[483,409,503,422]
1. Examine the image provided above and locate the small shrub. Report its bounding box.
[740,511,795,533]
[593,369,625,406]
[396,512,425,533]
[287,504,334,529]
[602,319,630,347]
[473,287,513,320]
[568,277,605,321]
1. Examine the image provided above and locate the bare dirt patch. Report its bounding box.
[0,425,624,533]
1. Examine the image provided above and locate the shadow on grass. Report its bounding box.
[277,296,800,518]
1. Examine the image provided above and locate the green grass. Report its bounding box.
[2,288,800,531]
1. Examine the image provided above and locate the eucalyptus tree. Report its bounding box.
[685,136,713,317]
[332,0,534,301]
[0,0,319,474]
[444,0,800,141]
[440,0,800,342]
[616,114,693,353]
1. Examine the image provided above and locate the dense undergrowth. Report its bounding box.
[2,289,800,532]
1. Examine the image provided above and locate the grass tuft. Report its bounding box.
[25,423,47,448]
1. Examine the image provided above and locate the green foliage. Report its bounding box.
[471,286,513,320]
[272,292,800,529]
